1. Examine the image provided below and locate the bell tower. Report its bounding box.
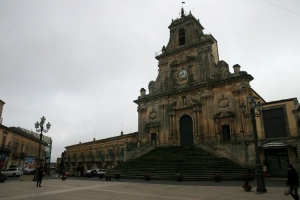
[150,9,223,94]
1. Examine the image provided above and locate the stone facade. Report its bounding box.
[0,100,51,171]
[64,132,138,175]
[134,10,262,150]
[0,125,49,170]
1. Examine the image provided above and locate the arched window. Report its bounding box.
[179,29,185,46]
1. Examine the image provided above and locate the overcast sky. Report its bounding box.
[1,0,299,162]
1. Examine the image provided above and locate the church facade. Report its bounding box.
[135,9,262,149]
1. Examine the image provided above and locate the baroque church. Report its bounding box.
[135,8,259,148]
[63,8,300,177]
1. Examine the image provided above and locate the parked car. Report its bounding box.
[84,169,98,177]
[97,169,106,178]
[1,168,23,177]
[52,173,60,177]
[63,171,72,177]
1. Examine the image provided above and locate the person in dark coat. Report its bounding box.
[287,164,299,200]
[36,163,44,187]
[105,166,111,181]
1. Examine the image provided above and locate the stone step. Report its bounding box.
[111,146,247,181]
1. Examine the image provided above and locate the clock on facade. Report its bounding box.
[179,69,187,78]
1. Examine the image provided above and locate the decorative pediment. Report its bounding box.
[145,121,160,128]
[149,108,157,120]
[190,97,202,106]
[170,59,179,67]
[214,111,235,119]
[168,101,177,109]
[185,55,196,61]
[218,98,229,108]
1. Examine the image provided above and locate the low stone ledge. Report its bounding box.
[20,175,34,181]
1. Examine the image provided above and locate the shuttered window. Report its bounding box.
[263,108,287,138]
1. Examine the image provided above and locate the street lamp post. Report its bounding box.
[240,94,267,193]
[33,116,51,181]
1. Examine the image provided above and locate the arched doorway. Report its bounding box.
[180,115,193,146]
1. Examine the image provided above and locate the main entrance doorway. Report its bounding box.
[264,148,289,177]
[180,115,193,146]
[151,133,157,147]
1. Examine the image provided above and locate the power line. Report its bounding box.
[262,0,300,17]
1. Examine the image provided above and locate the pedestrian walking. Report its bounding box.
[286,164,299,200]
[36,163,44,187]
[105,165,111,181]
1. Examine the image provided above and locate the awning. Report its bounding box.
[260,141,292,148]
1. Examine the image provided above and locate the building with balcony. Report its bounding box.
[0,99,52,171]
[63,132,137,175]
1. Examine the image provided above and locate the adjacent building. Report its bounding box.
[259,98,300,176]
[64,132,137,175]
[0,100,52,172]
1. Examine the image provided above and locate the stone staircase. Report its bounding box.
[111,146,247,181]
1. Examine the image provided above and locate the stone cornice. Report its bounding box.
[134,73,253,104]
[65,132,138,149]
[9,127,48,145]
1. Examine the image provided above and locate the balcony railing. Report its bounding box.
[12,151,24,158]
[105,156,114,161]
[85,156,95,162]
[116,156,124,161]
[77,157,85,162]
[94,156,103,162]
[0,144,11,153]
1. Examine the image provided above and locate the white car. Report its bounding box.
[96,169,106,178]
[1,168,23,177]
[52,173,60,177]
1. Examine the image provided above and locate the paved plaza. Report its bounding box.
[0,177,290,200]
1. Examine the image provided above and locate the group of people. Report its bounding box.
[34,162,299,200]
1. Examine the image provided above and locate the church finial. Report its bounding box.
[181,2,185,18]
[121,123,123,135]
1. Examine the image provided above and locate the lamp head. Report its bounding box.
[46,122,51,130]
[40,116,46,126]
[35,121,40,129]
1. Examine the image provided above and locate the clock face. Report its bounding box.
[179,69,187,78]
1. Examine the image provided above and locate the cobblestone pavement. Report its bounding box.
[0,177,289,200]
